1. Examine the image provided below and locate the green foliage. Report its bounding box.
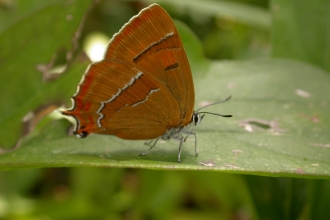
[0,0,91,147]
[1,58,329,179]
[272,0,330,72]
[0,0,329,219]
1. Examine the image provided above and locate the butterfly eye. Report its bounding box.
[193,113,204,125]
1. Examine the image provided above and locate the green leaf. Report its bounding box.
[0,0,91,147]
[1,56,330,178]
[0,0,59,31]
[271,0,330,72]
[0,4,329,179]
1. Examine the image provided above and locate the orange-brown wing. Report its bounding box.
[62,60,181,139]
[105,4,195,126]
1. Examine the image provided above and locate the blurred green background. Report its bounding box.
[0,0,329,219]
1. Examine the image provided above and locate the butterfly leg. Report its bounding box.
[177,137,184,163]
[183,131,198,157]
[192,132,198,157]
[144,139,155,146]
[139,137,161,156]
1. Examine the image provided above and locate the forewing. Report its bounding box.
[105,4,195,126]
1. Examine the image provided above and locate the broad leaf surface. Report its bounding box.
[1,57,329,178]
[272,0,330,72]
[0,1,329,179]
[0,0,91,147]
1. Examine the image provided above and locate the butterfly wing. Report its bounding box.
[62,4,194,139]
[62,60,180,139]
[105,4,195,126]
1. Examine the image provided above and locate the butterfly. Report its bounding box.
[61,3,231,162]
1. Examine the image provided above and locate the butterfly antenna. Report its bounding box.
[196,96,232,118]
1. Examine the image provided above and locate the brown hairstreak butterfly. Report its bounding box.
[61,4,232,162]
